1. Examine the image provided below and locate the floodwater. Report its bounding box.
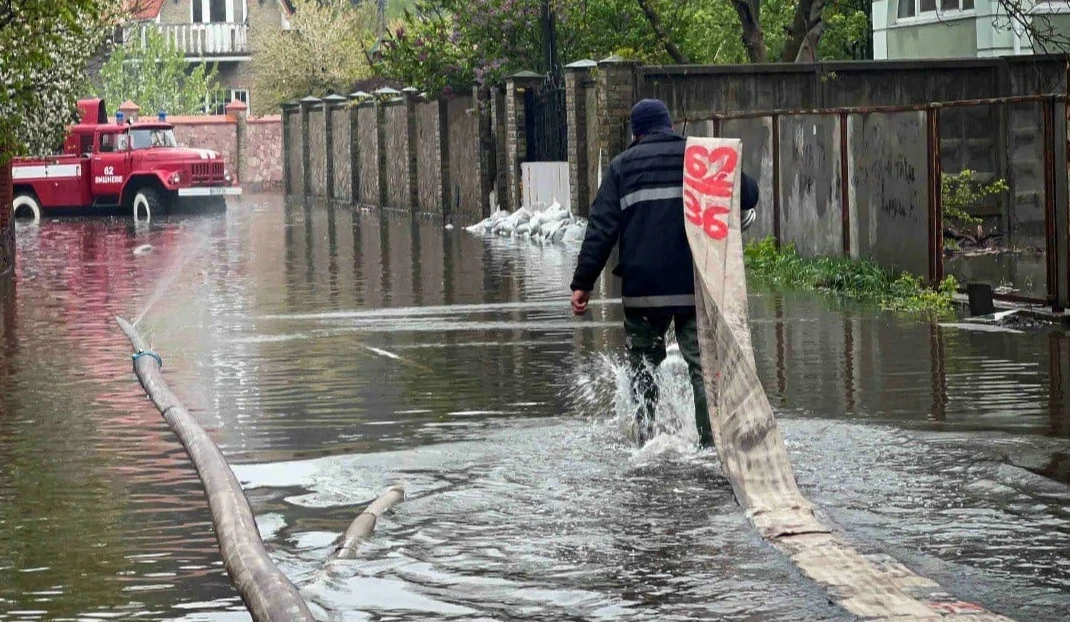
[0,195,1068,621]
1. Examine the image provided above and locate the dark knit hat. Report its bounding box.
[630,99,672,137]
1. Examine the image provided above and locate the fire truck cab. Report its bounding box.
[12,99,241,223]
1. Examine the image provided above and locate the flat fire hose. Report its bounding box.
[683,137,1013,620]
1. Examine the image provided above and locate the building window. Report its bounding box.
[204,89,251,115]
[192,0,241,23]
[899,0,973,19]
[230,89,250,110]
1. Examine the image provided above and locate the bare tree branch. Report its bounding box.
[977,1,1070,55]
[635,0,690,63]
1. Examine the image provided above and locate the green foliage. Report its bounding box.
[941,169,1009,228]
[817,0,872,60]
[1,0,115,160]
[744,237,959,315]
[250,0,378,113]
[95,27,220,116]
[373,0,871,94]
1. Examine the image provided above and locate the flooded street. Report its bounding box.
[1,195,1068,621]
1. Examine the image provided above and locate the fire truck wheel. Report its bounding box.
[132,188,165,223]
[12,192,41,224]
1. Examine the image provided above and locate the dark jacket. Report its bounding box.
[570,129,759,313]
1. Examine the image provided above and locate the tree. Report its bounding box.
[95,27,220,116]
[249,0,378,114]
[1,0,116,161]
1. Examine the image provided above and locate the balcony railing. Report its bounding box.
[129,22,249,58]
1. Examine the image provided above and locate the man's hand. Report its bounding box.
[571,290,591,316]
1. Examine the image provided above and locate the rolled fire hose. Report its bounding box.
[683,138,1014,620]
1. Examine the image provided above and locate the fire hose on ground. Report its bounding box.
[116,316,402,621]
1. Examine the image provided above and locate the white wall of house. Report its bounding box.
[872,0,1038,59]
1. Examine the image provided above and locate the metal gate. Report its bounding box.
[524,72,567,162]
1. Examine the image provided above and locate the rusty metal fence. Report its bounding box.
[679,94,1069,309]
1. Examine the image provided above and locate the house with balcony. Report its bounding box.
[872,0,1070,58]
[126,0,296,112]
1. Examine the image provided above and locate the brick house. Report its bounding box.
[125,0,296,113]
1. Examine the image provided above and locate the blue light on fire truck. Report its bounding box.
[159,111,167,122]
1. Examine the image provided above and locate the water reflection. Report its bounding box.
[0,197,1067,621]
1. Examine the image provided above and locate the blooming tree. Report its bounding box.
[250,0,378,113]
[1,0,116,162]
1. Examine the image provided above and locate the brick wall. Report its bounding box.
[170,113,282,191]
[246,116,283,190]
[173,118,238,172]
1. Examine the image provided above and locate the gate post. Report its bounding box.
[505,71,544,212]
[565,60,596,216]
[1052,98,1069,311]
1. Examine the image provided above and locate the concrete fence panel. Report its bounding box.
[331,107,352,202]
[720,117,776,243]
[286,109,305,197]
[447,96,481,219]
[356,105,379,206]
[308,107,327,197]
[779,115,843,257]
[383,103,409,210]
[416,101,444,214]
[847,111,931,279]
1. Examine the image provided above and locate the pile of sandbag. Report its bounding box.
[464,201,587,244]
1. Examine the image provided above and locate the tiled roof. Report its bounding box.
[125,0,165,20]
[126,0,295,20]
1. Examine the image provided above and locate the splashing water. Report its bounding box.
[132,230,210,328]
[562,341,704,462]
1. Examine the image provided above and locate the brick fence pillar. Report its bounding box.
[281,103,297,195]
[431,97,451,218]
[490,88,508,212]
[565,60,596,216]
[504,71,544,212]
[349,92,370,205]
[596,56,639,177]
[299,96,320,198]
[225,99,249,188]
[322,94,346,201]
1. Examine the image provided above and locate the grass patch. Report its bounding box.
[743,237,958,315]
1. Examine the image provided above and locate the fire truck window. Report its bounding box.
[99,134,114,153]
[80,135,93,156]
[116,133,130,151]
[130,128,177,150]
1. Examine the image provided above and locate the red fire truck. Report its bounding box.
[11,99,241,223]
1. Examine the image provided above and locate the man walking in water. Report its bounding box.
[570,99,758,448]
